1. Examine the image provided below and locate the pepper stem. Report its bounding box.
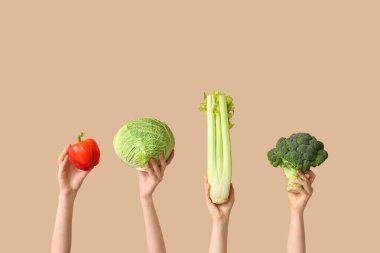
[78,132,84,142]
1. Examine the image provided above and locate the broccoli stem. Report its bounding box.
[281,164,300,191]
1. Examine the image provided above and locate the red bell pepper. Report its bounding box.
[68,132,100,171]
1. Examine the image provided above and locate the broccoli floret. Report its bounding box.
[267,133,328,191]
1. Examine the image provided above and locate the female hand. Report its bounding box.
[204,177,235,223]
[138,150,175,200]
[57,145,90,198]
[287,171,316,214]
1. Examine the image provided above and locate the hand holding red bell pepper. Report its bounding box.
[68,132,100,171]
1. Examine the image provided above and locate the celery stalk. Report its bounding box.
[200,91,234,204]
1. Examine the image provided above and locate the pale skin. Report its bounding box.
[51,146,174,253]
[139,150,175,253]
[204,177,235,253]
[51,144,312,253]
[51,146,91,253]
[286,170,316,253]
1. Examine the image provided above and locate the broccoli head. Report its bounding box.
[267,133,328,191]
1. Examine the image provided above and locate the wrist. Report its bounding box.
[140,195,153,204]
[213,216,230,226]
[59,191,77,201]
[290,208,304,217]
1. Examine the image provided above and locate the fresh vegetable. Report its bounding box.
[267,133,328,191]
[113,118,175,171]
[199,91,234,204]
[67,132,100,171]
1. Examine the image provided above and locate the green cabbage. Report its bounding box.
[113,118,175,171]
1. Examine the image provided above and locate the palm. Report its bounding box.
[137,151,175,199]
[59,162,88,194]
[57,146,89,196]
[138,171,159,198]
[204,179,235,221]
[218,202,233,215]
[211,202,233,220]
[286,171,315,213]
[288,192,309,212]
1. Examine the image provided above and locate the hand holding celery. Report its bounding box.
[204,177,235,223]
[204,177,235,253]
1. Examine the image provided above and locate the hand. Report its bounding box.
[57,145,90,198]
[138,150,175,200]
[287,171,316,214]
[204,177,235,223]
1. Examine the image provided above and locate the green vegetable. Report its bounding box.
[200,91,234,204]
[113,118,175,171]
[267,133,328,191]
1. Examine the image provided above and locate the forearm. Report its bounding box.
[140,197,166,253]
[209,219,229,253]
[51,194,76,253]
[287,211,305,253]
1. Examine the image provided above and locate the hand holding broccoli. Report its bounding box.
[287,171,316,214]
[268,133,328,191]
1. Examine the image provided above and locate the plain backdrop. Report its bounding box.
[1,1,379,252]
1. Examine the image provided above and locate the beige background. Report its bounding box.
[1,1,379,252]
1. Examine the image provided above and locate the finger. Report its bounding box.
[203,179,209,199]
[138,170,146,179]
[145,162,157,179]
[158,154,167,174]
[204,177,218,210]
[58,145,69,163]
[297,186,307,196]
[306,170,316,184]
[292,179,307,187]
[288,184,302,194]
[149,158,162,180]
[228,183,235,203]
[59,156,70,173]
[204,179,212,204]
[292,179,313,195]
[145,161,152,171]
[77,168,91,179]
[297,172,309,182]
[166,150,175,165]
